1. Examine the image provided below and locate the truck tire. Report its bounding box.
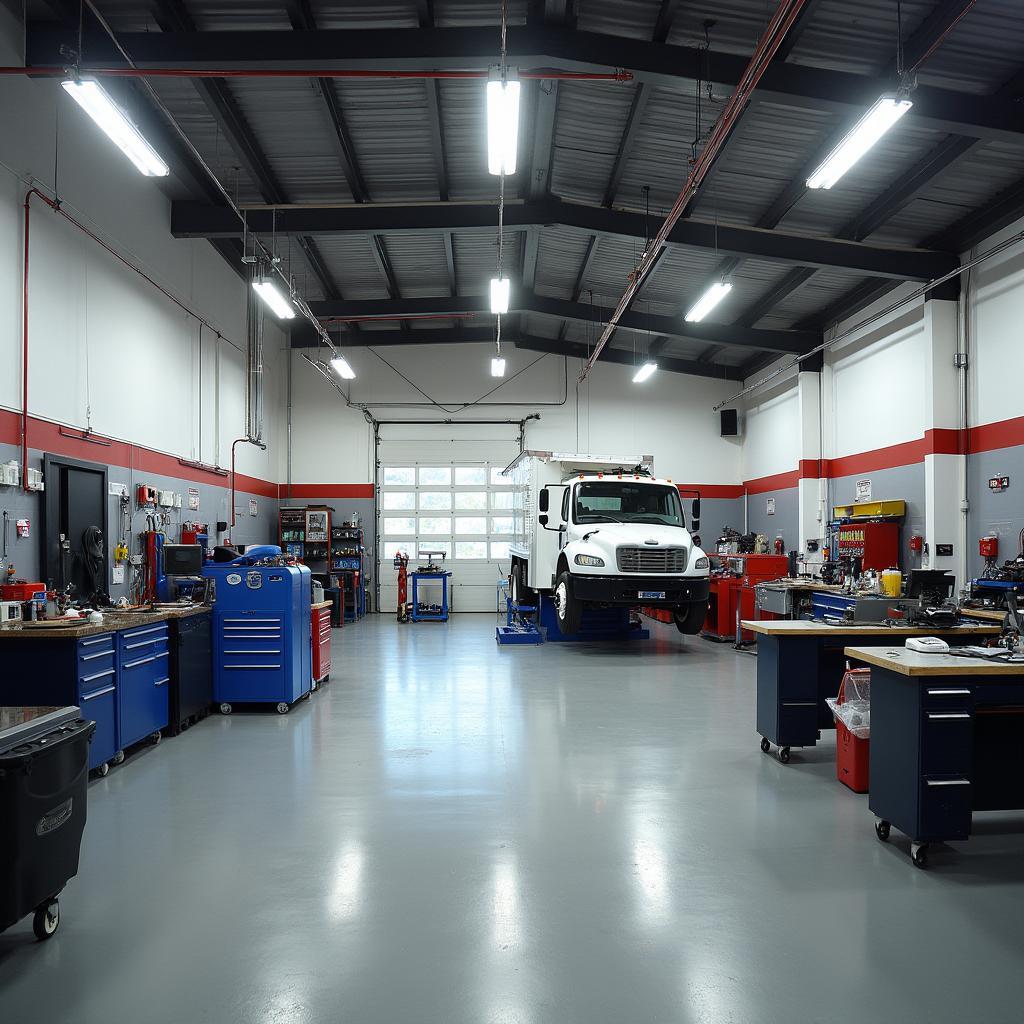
[554,571,583,635]
[674,602,706,635]
[510,562,536,612]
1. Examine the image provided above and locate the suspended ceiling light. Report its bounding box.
[252,279,296,320]
[632,361,657,384]
[685,280,732,323]
[61,78,169,177]
[486,67,521,176]
[490,276,511,315]
[491,356,507,377]
[806,96,913,189]
[330,353,356,380]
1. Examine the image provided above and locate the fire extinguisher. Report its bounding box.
[394,552,409,622]
[774,537,785,556]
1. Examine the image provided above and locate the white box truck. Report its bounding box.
[504,451,710,634]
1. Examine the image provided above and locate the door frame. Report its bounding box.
[41,452,109,593]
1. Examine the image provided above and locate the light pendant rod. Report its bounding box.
[806,96,913,189]
[61,78,169,176]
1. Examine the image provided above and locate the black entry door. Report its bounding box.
[42,454,109,600]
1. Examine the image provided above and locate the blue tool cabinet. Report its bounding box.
[203,554,312,711]
[116,623,170,749]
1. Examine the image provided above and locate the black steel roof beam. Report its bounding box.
[734,267,818,328]
[370,236,401,300]
[526,80,558,199]
[900,0,977,74]
[171,198,956,281]
[302,293,818,353]
[443,232,457,296]
[651,0,681,44]
[928,174,1024,251]
[772,0,824,62]
[603,83,650,208]
[30,24,1023,142]
[647,335,671,357]
[522,228,540,291]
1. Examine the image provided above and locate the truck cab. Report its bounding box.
[506,453,710,635]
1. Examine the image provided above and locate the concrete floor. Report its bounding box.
[2,616,1024,1022]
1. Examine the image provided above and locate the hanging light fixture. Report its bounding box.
[487,66,521,176]
[330,353,356,379]
[61,78,169,176]
[685,280,732,323]
[806,96,913,189]
[490,276,511,314]
[491,355,506,377]
[251,277,296,320]
[632,361,657,384]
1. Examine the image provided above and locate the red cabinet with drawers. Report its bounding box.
[311,601,333,684]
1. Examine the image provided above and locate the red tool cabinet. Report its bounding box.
[311,601,333,684]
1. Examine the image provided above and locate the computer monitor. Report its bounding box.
[163,543,203,577]
[906,568,955,602]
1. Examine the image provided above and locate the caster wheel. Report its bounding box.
[112,750,125,765]
[33,900,59,941]
[220,703,233,715]
[875,820,891,842]
[760,737,771,754]
[911,843,929,869]
[276,702,290,715]
[95,762,110,778]
[150,731,162,745]
[778,747,791,764]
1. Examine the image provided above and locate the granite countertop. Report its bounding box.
[0,605,211,640]
[312,600,334,610]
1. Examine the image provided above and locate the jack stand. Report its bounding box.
[538,594,650,643]
[496,597,543,645]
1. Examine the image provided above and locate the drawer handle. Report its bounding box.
[80,635,113,646]
[224,664,281,670]
[81,650,113,661]
[81,668,116,684]
[927,712,971,720]
[782,701,818,707]
[154,677,169,687]
[224,618,279,624]
[225,649,282,654]
[82,684,116,700]
[926,778,970,787]
[125,639,161,650]
[123,625,165,639]
[123,652,170,669]
[927,688,971,696]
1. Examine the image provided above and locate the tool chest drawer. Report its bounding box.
[118,624,169,748]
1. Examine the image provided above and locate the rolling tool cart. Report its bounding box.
[0,706,95,941]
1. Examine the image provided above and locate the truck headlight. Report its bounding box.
[574,554,605,567]
[694,556,709,570]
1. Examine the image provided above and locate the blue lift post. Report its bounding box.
[496,596,543,645]
[537,594,650,643]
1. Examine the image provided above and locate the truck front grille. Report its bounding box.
[616,547,687,573]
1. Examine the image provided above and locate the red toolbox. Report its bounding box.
[311,601,333,684]
[0,582,45,602]
[834,669,870,793]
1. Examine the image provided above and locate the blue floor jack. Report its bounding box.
[496,596,543,645]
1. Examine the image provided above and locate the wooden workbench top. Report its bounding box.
[960,606,1020,623]
[741,619,1000,637]
[0,605,209,640]
[311,600,333,610]
[844,645,1024,676]
[754,579,844,591]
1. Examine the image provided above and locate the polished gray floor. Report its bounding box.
[3,616,1024,1022]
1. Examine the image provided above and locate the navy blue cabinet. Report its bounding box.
[76,633,118,769]
[117,623,170,748]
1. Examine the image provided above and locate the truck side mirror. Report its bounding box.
[539,488,550,513]
[539,514,549,526]
[691,498,701,531]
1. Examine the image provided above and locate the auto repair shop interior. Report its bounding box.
[1,0,1024,1021]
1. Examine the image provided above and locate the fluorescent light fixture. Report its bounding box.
[806,96,913,189]
[490,276,511,315]
[61,78,169,177]
[491,356,506,377]
[685,281,733,323]
[330,354,356,380]
[251,279,296,320]
[632,361,657,383]
[487,67,521,175]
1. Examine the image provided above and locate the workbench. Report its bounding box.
[959,606,1021,624]
[0,607,210,773]
[845,644,1024,868]
[744,619,1001,763]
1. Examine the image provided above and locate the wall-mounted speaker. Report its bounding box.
[720,409,739,437]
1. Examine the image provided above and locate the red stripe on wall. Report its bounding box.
[677,483,746,499]
[969,415,1024,454]
[744,469,800,494]
[281,484,376,500]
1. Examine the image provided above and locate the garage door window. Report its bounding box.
[380,461,513,566]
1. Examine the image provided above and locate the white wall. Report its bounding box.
[0,6,284,484]
[284,343,743,486]
[739,364,800,482]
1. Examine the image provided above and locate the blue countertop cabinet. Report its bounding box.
[116,623,170,749]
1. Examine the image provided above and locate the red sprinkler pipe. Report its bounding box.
[0,66,631,81]
[578,0,811,382]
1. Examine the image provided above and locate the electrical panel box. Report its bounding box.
[137,485,158,506]
[836,522,900,570]
[158,490,175,508]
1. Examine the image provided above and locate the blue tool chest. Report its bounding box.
[116,623,170,749]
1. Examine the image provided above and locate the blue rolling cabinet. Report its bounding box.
[203,549,312,713]
[76,633,119,770]
[116,622,170,749]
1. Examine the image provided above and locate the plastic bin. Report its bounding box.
[827,669,870,794]
[0,706,95,940]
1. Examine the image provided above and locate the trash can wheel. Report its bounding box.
[33,899,60,941]
[220,703,233,715]
[778,746,791,764]
[760,736,771,754]
[95,762,109,777]
[875,819,891,842]
[276,702,290,715]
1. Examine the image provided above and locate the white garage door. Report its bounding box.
[377,428,521,613]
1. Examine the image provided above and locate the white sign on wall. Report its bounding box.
[855,478,872,501]
[766,497,776,515]
[187,487,200,510]
[249,498,258,517]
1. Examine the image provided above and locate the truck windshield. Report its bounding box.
[574,482,684,526]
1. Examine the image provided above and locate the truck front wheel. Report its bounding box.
[674,601,707,635]
[554,571,583,635]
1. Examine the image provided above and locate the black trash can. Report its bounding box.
[0,706,95,941]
